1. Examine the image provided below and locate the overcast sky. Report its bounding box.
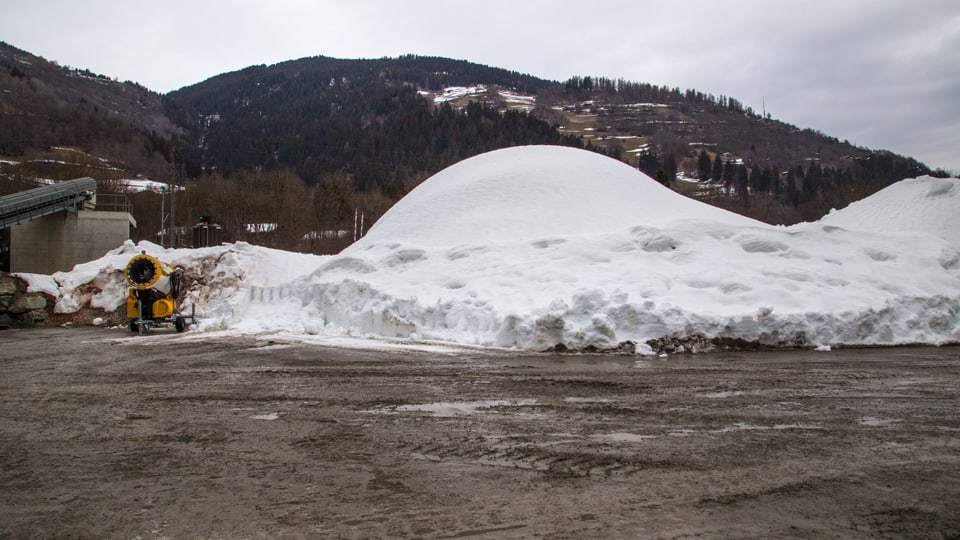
[2,0,958,172]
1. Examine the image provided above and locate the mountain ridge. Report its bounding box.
[0,42,949,252]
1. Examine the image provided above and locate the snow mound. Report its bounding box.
[821,176,960,250]
[33,146,960,352]
[355,145,755,248]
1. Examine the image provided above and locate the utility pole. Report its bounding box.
[169,147,177,248]
[160,186,166,248]
[353,208,359,242]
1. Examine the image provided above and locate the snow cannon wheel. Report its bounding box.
[128,321,138,333]
[175,316,187,333]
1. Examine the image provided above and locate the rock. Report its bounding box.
[0,275,55,327]
[9,294,47,315]
[542,340,637,355]
[0,277,19,296]
[646,332,810,354]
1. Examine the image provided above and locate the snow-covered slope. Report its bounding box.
[25,146,960,351]
[820,176,960,250]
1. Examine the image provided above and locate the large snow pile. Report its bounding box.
[23,146,960,351]
[357,145,754,247]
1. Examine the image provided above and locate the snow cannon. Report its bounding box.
[125,251,194,334]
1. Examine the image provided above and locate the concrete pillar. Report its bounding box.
[10,210,136,274]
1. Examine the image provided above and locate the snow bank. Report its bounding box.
[51,240,328,322]
[42,146,960,351]
[820,176,960,250]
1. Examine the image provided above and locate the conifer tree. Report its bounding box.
[712,154,724,184]
[698,150,712,181]
[749,164,763,192]
[736,164,749,198]
[663,154,677,183]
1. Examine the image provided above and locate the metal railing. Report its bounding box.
[0,177,97,228]
[92,193,133,213]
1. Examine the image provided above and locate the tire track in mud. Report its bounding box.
[380,397,702,479]
[399,430,712,479]
[403,436,637,477]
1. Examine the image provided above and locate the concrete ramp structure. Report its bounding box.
[0,177,98,228]
[0,178,136,274]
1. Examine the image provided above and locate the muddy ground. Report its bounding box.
[1,327,958,539]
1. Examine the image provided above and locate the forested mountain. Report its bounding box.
[542,76,939,222]
[164,55,583,192]
[1,43,949,253]
[0,42,179,181]
[165,54,941,222]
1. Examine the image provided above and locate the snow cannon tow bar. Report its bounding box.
[125,251,194,334]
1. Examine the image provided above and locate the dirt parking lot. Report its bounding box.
[1,327,959,539]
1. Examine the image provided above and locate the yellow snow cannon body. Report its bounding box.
[125,251,194,334]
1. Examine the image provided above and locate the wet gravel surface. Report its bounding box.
[1,327,959,538]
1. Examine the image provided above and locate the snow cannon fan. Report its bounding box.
[124,251,194,334]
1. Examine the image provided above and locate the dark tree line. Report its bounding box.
[643,148,935,223]
[560,76,761,117]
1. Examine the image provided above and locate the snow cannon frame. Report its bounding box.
[124,251,194,334]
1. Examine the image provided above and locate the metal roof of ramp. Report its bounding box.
[0,177,97,228]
